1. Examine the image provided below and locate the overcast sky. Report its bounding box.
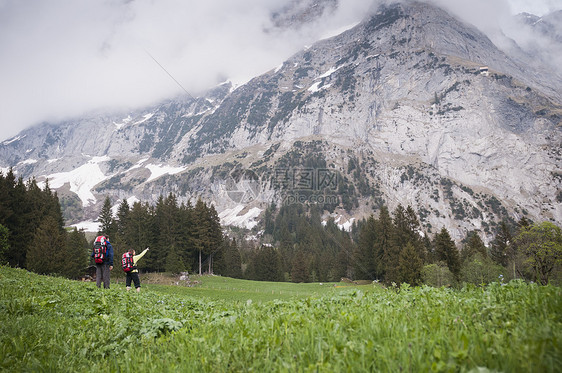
[0,0,560,142]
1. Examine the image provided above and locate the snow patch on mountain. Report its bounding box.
[322,214,355,232]
[134,113,154,125]
[127,157,149,172]
[41,156,111,207]
[335,216,355,232]
[113,115,132,130]
[308,81,332,93]
[111,196,140,216]
[2,135,25,146]
[316,66,341,80]
[219,205,262,230]
[71,220,101,232]
[145,164,187,183]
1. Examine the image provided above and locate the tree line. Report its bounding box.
[97,194,240,276]
[255,203,561,286]
[1,169,560,285]
[0,170,240,279]
[0,169,89,278]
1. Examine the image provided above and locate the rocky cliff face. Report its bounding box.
[1,2,560,240]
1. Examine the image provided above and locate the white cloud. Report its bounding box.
[507,0,560,15]
[0,0,558,141]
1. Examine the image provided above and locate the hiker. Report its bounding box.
[123,248,149,292]
[91,235,114,289]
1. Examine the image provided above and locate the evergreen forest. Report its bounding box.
[0,169,560,286]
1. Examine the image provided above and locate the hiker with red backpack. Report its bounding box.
[91,235,114,289]
[122,247,149,292]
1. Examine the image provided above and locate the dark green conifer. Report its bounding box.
[291,250,310,283]
[490,220,512,267]
[353,215,377,280]
[222,238,243,278]
[376,206,398,283]
[398,242,423,286]
[434,227,461,279]
[461,231,487,263]
[26,216,66,275]
[97,196,115,238]
[65,227,89,278]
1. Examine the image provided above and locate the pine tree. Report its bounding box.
[26,216,67,275]
[405,205,425,262]
[9,177,32,267]
[393,205,424,263]
[192,199,223,274]
[65,227,89,278]
[422,234,434,264]
[193,198,209,274]
[393,204,409,249]
[206,204,224,274]
[42,179,65,230]
[115,199,130,245]
[490,221,512,267]
[291,250,310,283]
[461,231,487,263]
[178,201,196,271]
[222,238,243,278]
[153,194,180,271]
[398,242,423,286]
[251,245,283,282]
[517,216,531,231]
[376,206,398,283]
[434,227,461,280]
[353,215,376,280]
[126,202,152,249]
[0,170,15,227]
[0,223,9,264]
[97,196,115,238]
[263,202,276,236]
[165,246,185,274]
[125,202,154,271]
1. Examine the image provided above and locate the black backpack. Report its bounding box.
[122,252,135,272]
[93,236,108,264]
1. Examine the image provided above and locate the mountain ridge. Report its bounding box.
[1,1,560,241]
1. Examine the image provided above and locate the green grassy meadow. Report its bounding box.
[1,266,561,372]
[143,274,359,302]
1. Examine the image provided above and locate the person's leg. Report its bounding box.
[126,273,132,291]
[95,264,102,288]
[133,273,141,292]
[102,263,110,289]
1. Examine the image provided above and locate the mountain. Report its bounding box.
[269,0,338,31]
[516,10,562,43]
[1,1,561,241]
[510,10,562,80]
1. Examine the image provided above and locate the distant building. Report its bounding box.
[479,66,489,76]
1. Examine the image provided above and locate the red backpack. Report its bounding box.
[122,252,135,272]
[93,236,108,264]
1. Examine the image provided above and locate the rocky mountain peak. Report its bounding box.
[0,0,560,241]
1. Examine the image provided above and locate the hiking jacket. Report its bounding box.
[91,240,114,266]
[131,248,149,273]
